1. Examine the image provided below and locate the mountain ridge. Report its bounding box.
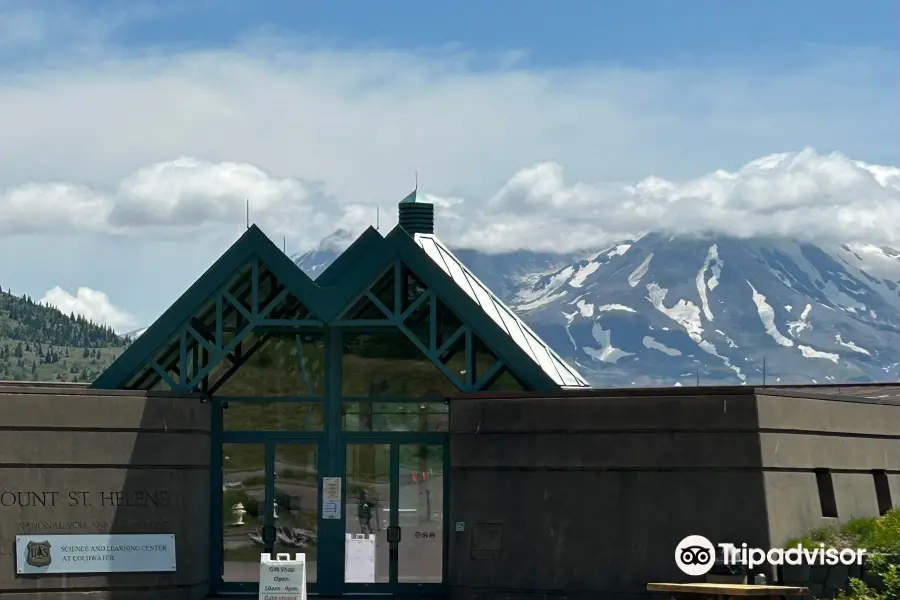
[294,230,900,388]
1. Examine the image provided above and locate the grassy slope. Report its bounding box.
[0,288,129,383]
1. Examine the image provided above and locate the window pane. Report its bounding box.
[224,401,325,431]
[273,444,319,583]
[342,332,461,397]
[215,333,325,396]
[485,367,527,392]
[342,402,448,432]
[345,444,390,583]
[398,444,444,583]
[222,443,265,583]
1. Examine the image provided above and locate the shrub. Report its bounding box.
[837,554,900,600]
[866,509,900,554]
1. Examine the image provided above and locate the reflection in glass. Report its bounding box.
[273,444,319,583]
[224,401,325,431]
[437,337,467,387]
[342,332,461,397]
[342,402,448,432]
[345,444,391,583]
[472,336,498,385]
[221,443,266,583]
[214,333,325,396]
[398,444,444,583]
[485,367,528,392]
[434,300,463,349]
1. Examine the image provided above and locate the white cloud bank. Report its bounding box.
[0,13,896,322]
[2,148,898,253]
[39,286,138,333]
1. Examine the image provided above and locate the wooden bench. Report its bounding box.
[647,582,809,600]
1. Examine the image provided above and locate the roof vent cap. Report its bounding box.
[398,190,434,236]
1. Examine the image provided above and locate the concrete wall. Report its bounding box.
[757,392,900,548]
[447,391,771,600]
[0,384,210,600]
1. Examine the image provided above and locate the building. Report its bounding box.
[90,191,590,597]
[1,194,898,600]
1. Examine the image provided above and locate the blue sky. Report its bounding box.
[44,0,900,70]
[0,0,897,329]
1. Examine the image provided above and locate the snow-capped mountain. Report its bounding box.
[295,231,900,387]
[512,234,900,387]
[121,326,149,340]
[291,229,357,279]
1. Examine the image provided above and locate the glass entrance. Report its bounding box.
[218,439,321,593]
[397,443,444,584]
[342,441,446,592]
[272,442,320,583]
[221,442,267,587]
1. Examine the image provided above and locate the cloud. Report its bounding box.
[0,156,365,244]
[448,148,900,252]
[0,36,895,208]
[2,147,898,253]
[39,286,138,333]
[0,11,896,319]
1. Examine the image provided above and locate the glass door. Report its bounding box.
[344,443,392,586]
[271,442,321,585]
[397,443,445,584]
[218,440,321,594]
[341,439,446,593]
[221,442,268,588]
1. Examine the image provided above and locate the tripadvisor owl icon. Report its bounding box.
[675,535,716,576]
[26,540,52,568]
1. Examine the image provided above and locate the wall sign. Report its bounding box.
[321,477,341,520]
[15,533,176,574]
[259,552,306,600]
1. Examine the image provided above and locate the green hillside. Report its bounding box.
[0,285,130,383]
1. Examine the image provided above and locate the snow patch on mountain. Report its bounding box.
[575,299,594,317]
[515,267,572,310]
[583,323,633,364]
[643,281,744,379]
[569,261,600,288]
[646,283,704,340]
[749,282,794,347]
[835,334,870,355]
[596,304,636,313]
[714,330,739,348]
[787,304,812,337]
[607,244,632,258]
[798,345,839,363]
[696,245,722,321]
[628,254,653,287]
[643,336,681,356]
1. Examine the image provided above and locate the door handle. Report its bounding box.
[387,525,401,544]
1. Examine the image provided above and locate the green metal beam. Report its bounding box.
[96,220,575,394]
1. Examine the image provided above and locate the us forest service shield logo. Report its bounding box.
[26,541,52,567]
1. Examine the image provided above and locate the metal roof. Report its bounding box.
[413,233,591,388]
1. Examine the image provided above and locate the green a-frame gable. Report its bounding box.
[92,222,588,394]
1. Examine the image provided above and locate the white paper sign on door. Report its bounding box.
[322,477,342,520]
[344,534,376,583]
[259,552,306,600]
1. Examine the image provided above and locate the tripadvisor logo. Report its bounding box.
[674,535,867,576]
